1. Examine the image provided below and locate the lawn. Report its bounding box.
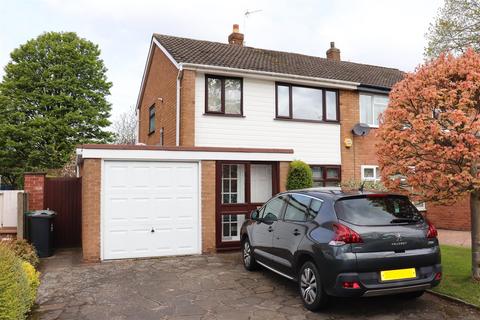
[432,245,480,307]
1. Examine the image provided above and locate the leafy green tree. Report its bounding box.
[426,0,480,58]
[0,32,112,187]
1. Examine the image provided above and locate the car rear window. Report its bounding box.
[334,195,423,226]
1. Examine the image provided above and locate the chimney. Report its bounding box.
[326,42,341,61]
[228,24,244,46]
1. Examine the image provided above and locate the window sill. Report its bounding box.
[274,117,339,124]
[203,113,245,118]
[148,130,155,136]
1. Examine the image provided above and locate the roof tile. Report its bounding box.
[154,34,404,89]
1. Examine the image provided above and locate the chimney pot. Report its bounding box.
[326,41,341,61]
[228,23,244,46]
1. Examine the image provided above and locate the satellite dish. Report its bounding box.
[352,123,371,136]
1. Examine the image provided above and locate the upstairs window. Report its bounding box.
[205,75,243,115]
[148,104,155,134]
[360,94,388,127]
[276,83,338,122]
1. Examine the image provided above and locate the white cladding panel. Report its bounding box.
[102,161,200,260]
[194,73,341,164]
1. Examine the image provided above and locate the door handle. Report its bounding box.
[268,226,274,232]
[293,229,300,236]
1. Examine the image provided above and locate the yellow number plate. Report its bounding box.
[380,268,416,281]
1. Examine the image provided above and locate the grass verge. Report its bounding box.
[431,245,480,307]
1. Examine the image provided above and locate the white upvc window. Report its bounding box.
[360,94,388,127]
[361,165,381,183]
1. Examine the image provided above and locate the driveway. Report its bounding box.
[32,249,479,320]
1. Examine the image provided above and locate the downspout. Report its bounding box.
[176,64,184,146]
[135,107,140,144]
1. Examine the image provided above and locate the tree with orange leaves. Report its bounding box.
[377,49,480,280]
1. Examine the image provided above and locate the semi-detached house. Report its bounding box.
[76,25,466,262]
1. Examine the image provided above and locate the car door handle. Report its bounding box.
[268,226,274,232]
[293,229,300,236]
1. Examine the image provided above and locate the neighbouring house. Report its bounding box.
[75,25,469,262]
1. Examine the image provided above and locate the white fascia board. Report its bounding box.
[135,37,180,110]
[181,63,359,90]
[77,148,294,162]
[152,37,180,69]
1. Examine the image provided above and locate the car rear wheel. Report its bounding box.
[299,261,329,311]
[242,238,257,271]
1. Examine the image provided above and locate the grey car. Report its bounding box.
[240,190,442,311]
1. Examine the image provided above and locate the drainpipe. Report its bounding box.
[176,64,184,146]
[135,107,140,144]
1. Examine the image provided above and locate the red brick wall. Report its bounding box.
[80,159,101,262]
[180,70,196,146]
[138,46,178,146]
[23,173,46,210]
[201,161,216,253]
[339,90,380,182]
[426,198,471,230]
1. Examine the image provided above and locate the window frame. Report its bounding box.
[361,165,381,183]
[359,93,389,128]
[310,165,341,187]
[148,104,155,135]
[275,82,339,123]
[205,74,244,116]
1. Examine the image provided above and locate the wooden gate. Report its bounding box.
[44,177,82,248]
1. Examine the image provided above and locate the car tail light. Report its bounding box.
[330,223,363,246]
[342,281,361,289]
[426,220,438,239]
[435,272,442,281]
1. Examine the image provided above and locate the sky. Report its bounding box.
[0,0,443,123]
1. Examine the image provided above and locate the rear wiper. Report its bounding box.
[390,218,419,224]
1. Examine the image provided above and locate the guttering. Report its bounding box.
[176,66,183,146]
[180,63,360,90]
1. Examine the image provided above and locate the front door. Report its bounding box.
[216,161,279,250]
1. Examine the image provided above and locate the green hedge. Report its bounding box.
[0,245,30,320]
[0,241,41,320]
[3,239,39,268]
[286,160,313,190]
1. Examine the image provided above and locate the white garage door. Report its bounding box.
[102,161,200,260]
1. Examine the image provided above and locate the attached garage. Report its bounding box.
[76,144,293,262]
[102,161,199,260]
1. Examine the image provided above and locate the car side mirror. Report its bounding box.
[251,209,259,221]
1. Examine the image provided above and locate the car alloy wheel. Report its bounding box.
[300,267,317,304]
[243,241,252,267]
[242,238,257,271]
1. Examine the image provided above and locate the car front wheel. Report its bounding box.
[299,261,329,311]
[242,238,257,271]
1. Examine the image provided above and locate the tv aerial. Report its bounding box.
[352,123,371,136]
[243,9,262,44]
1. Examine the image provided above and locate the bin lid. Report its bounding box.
[26,209,57,218]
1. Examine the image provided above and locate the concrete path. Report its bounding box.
[30,249,480,320]
[437,229,471,248]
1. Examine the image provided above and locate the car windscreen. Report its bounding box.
[334,195,423,226]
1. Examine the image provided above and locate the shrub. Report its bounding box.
[0,245,30,320]
[2,239,39,268]
[22,261,40,309]
[286,160,313,190]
